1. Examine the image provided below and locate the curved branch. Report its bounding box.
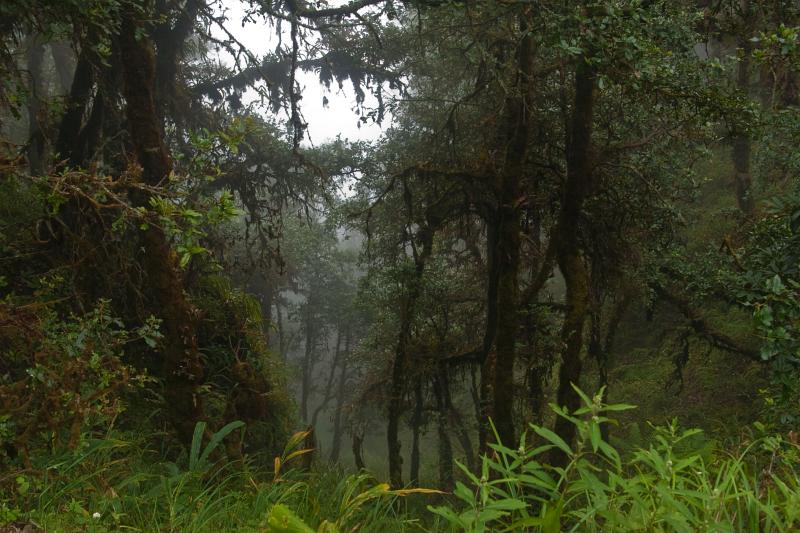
[653,284,761,362]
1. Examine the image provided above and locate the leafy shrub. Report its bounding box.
[429,386,800,533]
[0,299,151,469]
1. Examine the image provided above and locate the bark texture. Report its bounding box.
[25,36,45,176]
[119,9,205,443]
[551,58,596,468]
[733,25,754,215]
[480,9,536,450]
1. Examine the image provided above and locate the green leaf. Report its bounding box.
[198,420,245,469]
[264,504,315,533]
[571,383,593,408]
[590,421,601,453]
[486,498,527,511]
[533,426,572,456]
[597,440,621,471]
[453,481,475,504]
[541,500,563,533]
[603,403,637,412]
[189,421,206,471]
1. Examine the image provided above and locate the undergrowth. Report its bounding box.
[1,388,798,532]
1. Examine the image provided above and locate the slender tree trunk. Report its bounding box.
[119,9,204,443]
[434,366,454,490]
[526,361,546,425]
[76,87,105,164]
[275,298,287,359]
[449,406,476,473]
[300,302,315,423]
[409,380,424,485]
[25,35,45,176]
[551,57,596,468]
[55,46,94,166]
[329,331,350,462]
[470,364,481,438]
[352,430,365,470]
[733,16,755,215]
[479,224,499,453]
[387,288,420,487]
[387,226,433,488]
[588,294,629,442]
[491,168,522,449]
[260,277,274,340]
[311,327,342,427]
[485,11,536,449]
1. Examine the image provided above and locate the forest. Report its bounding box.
[1,0,800,531]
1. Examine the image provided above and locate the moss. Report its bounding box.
[192,274,292,459]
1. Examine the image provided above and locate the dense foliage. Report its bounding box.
[1,0,800,531]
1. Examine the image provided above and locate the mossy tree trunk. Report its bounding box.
[119,8,205,444]
[551,58,596,468]
[733,7,755,216]
[481,8,536,450]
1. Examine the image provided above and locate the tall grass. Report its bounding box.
[3,426,424,532]
[3,389,798,532]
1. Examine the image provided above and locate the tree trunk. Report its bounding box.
[733,23,754,215]
[260,276,274,340]
[300,300,315,423]
[25,35,45,176]
[50,41,75,93]
[479,222,499,453]
[275,298,287,359]
[119,9,205,444]
[484,11,536,449]
[470,364,482,447]
[588,294,629,442]
[55,46,93,166]
[311,327,342,427]
[409,380,424,485]
[387,226,433,488]
[450,406,476,473]
[553,252,589,465]
[526,361,546,425]
[352,430,365,470]
[434,366,454,490]
[491,161,522,449]
[551,57,596,468]
[329,332,350,462]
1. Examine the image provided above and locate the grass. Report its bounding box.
[2,427,429,533]
[3,391,799,532]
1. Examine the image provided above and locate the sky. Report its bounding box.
[212,0,388,146]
